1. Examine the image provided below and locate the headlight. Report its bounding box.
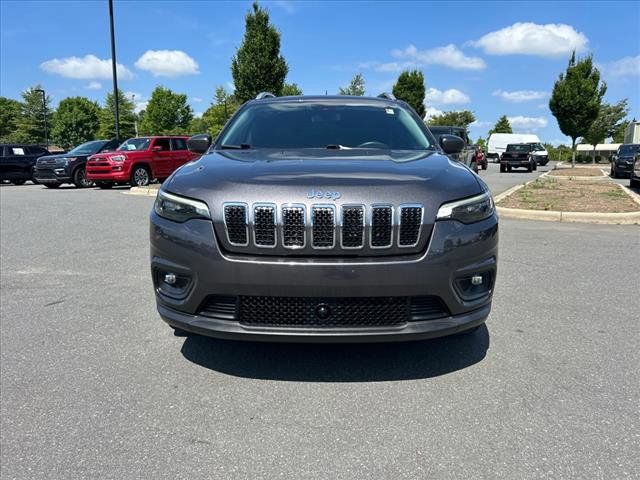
[111,155,126,162]
[154,190,210,223]
[436,192,494,224]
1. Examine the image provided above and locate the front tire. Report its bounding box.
[44,183,61,189]
[130,165,151,187]
[611,168,618,178]
[500,164,506,173]
[631,177,640,188]
[11,179,26,185]
[73,167,93,188]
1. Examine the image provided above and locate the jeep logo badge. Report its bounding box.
[307,189,341,200]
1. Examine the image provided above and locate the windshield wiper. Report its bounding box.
[220,143,251,150]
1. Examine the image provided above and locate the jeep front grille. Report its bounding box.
[220,203,424,252]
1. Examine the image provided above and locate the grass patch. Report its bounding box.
[548,167,604,177]
[497,178,639,213]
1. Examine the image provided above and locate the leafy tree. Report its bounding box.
[475,137,486,149]
[201,86,240,137]
[549,52,606,166]
[50,97,101,150]
[231,2,288,103]
[612,119,630,144]
[188,116,209,135]
[488,115,512,136]
[138,86,193,135]
[0,97,23,142]
[428,110,476,132]
[281,83,302,96]
[392,70,425,117]
[339,73,365,96]
[582,100,628,162]
[14,85,52,144]
[98,90,137,141]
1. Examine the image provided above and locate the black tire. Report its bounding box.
[130,165,151,187]
[96,182,113,189]
[527,162,533,172]
[44,183,61,189]
[533,162,537,171]
[481,162,487,170]
[31,168,39,184]
[630,177,640,188]
[72,167,93,188]
[11,179,26,185]
[611,168,617,178]
[500,164,506,173]
[507,166,512,173]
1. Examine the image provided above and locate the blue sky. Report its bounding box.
[1,0,639,145]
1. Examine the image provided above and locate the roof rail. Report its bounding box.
[255,92,276,100]
[377,92,396,100]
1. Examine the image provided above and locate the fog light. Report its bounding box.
[54,169,65,174]
[164,273,177,285]
[455,271,493,301]
[471,275,483,286]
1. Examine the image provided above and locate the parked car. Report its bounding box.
[610,144,640,178]
[0,144,50,185]
[500,143,538,172]
[630,154,640,189]
[86,136,198,188]
[151,93,498,342]
[428,125,478,173]
[33,139,119,188]
[523,142,549,166]
[487,133,540,162]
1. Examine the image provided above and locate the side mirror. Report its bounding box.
[188,134,213,154]
[439,134,465,154]
[152,146,162,152]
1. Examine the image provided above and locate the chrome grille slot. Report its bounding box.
[341,205,364,248]
[253,204,276,247]
[398,206,423,247]
[223,203,248,246]
[311,206,335,249]
[370,206,393,248]
[282,205,305,248]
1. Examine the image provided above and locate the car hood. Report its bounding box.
[36,153,88,166]
[164,149,485,256]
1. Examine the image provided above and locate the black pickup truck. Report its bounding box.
[428,125,479,173]
[500,143,538,173]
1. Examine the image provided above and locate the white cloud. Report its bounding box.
[123,92,147,113]
[602,55,640,77]
[507,115,548,131]
[84,81,102,90]
[425,88,470,105]
[135,50,199,77]
[492,89,548,102]
[40,54,133,80]
[470,22,588,57]
[423,106,444,120]
[470,120,492,128]
[191,97,203,103]
[392,44,486,70]
[271,1,297,14]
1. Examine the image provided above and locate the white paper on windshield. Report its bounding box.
[12,148,25,155]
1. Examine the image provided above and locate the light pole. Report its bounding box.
[108,0,120,143]
[34,88,48,148]
[132,94,139,137]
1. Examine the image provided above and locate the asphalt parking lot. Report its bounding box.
[1,168,638,479]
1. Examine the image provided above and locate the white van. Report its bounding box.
[487,133,541,161]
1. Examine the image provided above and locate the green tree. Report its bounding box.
[549,52,606,166]
[0,97,23,142]
[428,110,476,132]
[281,83,302,96]
[201,86,240,137]
[339,73,365,96]
[98,90,137,141]
[231,2,288,103]
[475,137,486,149]
[138,86,193,136]
[612,119,631,144]
[488,115,512,136]
[14,85,52,144]
[50,97,101,150]
[582,100,628,162]
[392,70,425,117]
[188,116,209,135]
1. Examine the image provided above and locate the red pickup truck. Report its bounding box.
[86,136,199,188]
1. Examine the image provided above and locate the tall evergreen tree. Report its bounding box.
[98,90,137,141]
[231,2,288,103]
[549,52,606,166]
[138,86,193,135]
[488,115,512,136]
[15,85,51,144]
[338,74,365,96]
[50,97,101,149]
[392,70,425,117]
[0,96,23,142]
[202,86,240,137]
[281,83,303,96]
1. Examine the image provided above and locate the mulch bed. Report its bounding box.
[548,168,605,177]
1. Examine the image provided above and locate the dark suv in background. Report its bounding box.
[427,125,479,173]
[34,139,119,188]
[611,144,640,178]
[0,144,50,185]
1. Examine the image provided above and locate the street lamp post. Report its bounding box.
[108,0,120,143]
[34,88,48,148]
[132,94,139,137]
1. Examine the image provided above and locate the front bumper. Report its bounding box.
[150,211,498,342]
[33,167,71,184]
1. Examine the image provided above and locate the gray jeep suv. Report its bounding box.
[150,94,498,342]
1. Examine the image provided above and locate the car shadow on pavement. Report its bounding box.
[180,325,489,382]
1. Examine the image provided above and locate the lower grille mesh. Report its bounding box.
[197,295,450,327]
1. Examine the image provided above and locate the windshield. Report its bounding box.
[506,144,530,152]
[217,102,432,151]
[118,138,150,151]
[67,141,106,155]
[618,144,640,155]
[530,143,545,151]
